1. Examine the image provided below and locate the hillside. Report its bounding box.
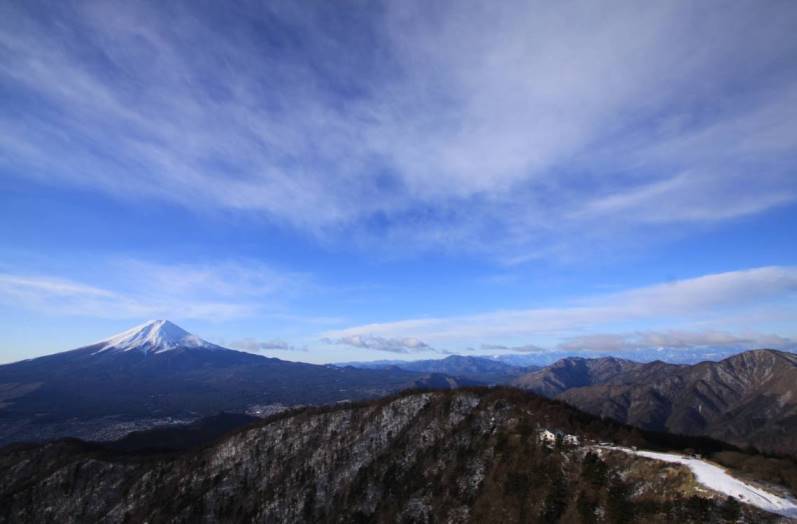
[511,357,683,397]
[0,389,792,523]
[558,350,797,455]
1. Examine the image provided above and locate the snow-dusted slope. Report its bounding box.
[600,446,797,518]
[92,320,221,354]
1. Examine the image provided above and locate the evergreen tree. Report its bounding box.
[719,496,741,522]
[582,452,608,487]
[576,490,597,523]
[541,472,569,522]
[607,477,633,524]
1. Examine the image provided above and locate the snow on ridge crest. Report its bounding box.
[599,445,797,518]
[93,320,219,354]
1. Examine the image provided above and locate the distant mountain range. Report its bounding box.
[501,346,747,366]
[337,346,754,380]
[3,321,796,457]
[510,356,685,397]
[336,354,538,384]
[340,347,754,371]
[342,349,797,455]
[0,321,475,445]
[510,350,797,455]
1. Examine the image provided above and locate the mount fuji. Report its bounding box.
[91,320,223,354]
[0,321,473,445]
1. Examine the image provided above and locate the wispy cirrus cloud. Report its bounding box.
[476,344,546,353]
[323,266,797,346]
[117,259,310,300]
[0,259,310,321]
[558,331,797,353]
[0,274,114,300]
[227,338,307,353]
[1,1,795,260]
[322,334,433,354]
[0,271,252,320]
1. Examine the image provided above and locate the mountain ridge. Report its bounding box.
[0,388,788,523]
[337,354,536,384]
[512,349,797,455]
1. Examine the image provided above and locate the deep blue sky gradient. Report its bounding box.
[1,1,796,363]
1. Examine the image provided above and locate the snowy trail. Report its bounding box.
[599,446,797,518]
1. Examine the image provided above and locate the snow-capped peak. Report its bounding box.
[93,320,220,354]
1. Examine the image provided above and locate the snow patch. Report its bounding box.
[600,445,797,518]
[92,320,220,355]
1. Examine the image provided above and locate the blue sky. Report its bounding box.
[1,0,796,364]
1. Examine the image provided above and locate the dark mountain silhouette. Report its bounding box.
[512,350,797,455]
[511,356,683,397]
[0,321,474,445]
